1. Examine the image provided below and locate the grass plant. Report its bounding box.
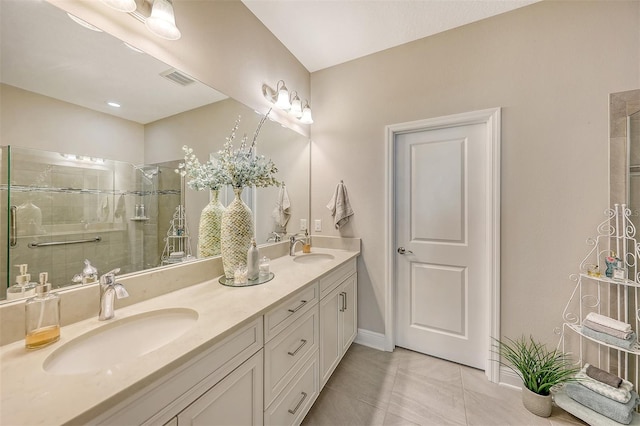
[493,335,579,396]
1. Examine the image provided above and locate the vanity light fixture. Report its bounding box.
[263,80,313,125]
[299,100,314,124]
[99,0,181,41]
[289,91,303,118]
[274,80,291,110]
[145,0,181,41]
[100,0,137,13]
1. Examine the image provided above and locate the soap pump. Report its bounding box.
[7,264,37,300]
[247,238,259,281]
[303,229,311,254]
[25,272,60,350]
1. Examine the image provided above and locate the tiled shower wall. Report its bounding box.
[1,147,180,298]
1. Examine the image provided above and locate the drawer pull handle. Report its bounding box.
[287,300,307,314]
[288,391,308,415]
[340,292,347,312]
[287,339,308,356]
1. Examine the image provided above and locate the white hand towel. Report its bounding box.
[585,312,632,333]
[326,181,354,229]
[272,184,291,227]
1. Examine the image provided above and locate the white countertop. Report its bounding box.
[0,247,359,426]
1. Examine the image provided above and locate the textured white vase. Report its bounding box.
[221,188,254,280]
[522,386,552,417]
[197,189,225,258]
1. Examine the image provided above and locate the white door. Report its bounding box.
[395,121,490,370]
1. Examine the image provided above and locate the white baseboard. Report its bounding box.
[354,328,388,351]
[499,366,523,390]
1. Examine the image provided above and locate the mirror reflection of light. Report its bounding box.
[107,101,121,108]
[66,13,103,32]
[59,153,105,163]
[123,42,144,53]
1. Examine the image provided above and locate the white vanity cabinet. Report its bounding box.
[318,259,357,389]
[263,283,320,426]
[94,318,264,426]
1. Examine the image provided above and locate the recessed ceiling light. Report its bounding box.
[67,13,103,32]
[107,101,121,108]
[123,42,144,53]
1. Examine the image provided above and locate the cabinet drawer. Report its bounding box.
[264,352,319,426]
[319,259,356,299]
[264,306,319,407]
[265,283,319,342]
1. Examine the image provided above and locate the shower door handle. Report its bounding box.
[9,205,17,247]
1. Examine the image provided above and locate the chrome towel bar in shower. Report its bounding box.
[28,236,102,248]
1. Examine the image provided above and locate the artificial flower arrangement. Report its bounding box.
[177,110,279,190]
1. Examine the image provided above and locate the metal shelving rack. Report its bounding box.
[555,204,640,424]
[160,205,192,265]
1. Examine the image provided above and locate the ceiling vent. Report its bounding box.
[160,69,196,87]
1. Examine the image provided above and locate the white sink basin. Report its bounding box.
[43,308,198,375]
[293,253,335,264]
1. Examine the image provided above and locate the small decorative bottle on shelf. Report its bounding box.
[612,259,627,281]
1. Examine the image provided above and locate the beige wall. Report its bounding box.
[1,84,144,164]
[47,0,311,137]
[310,1,640,345]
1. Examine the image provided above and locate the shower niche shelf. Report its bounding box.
[555,204,640,424]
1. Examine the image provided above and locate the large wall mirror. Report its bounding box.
[0,0,310,300]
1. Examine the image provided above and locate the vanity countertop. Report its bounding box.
[0,247,359,426]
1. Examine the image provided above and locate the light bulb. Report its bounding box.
[275,83,291,110]
[289,95,303,118]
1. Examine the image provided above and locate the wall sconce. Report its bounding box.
[100,0,181,41]
[263,81,313,125]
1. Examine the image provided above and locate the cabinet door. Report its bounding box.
[340,274,357,353]
[319,287,341,389]
[177,350,263,426]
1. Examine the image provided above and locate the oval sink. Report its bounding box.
[43,308,198,375]
[293,253,335,264]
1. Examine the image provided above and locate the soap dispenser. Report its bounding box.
[303,229,311,254]
[247,238,259,281]
[7,264,37,300]
[25,272,60,350]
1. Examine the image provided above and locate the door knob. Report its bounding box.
[397,247,413,255]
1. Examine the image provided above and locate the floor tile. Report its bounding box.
[302,386,387,426]
[302,343,589,426]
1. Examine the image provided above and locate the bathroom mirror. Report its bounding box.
[0,0,310,299]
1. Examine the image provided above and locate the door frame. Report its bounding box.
[384,108,501,383]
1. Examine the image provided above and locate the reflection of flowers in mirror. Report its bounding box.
[177,109,280,191]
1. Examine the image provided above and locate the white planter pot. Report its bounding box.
[522,386,552,417]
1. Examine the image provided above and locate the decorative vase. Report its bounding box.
[197,189,225,258]
[521,386,552,417]
[221,188,254,280]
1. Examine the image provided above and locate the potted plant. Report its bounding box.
[493,335,579,417]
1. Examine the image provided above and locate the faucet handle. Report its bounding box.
[114,284,129,299]
[100,268,121,285]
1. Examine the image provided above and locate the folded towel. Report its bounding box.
[585,364,623,388]
[272,184,291,228]
[576,365,632,403]
[327,181,354,229]
[581,326,637,350]
[583,318,634,340]
[565,382,639,424]
[585,312,632,333]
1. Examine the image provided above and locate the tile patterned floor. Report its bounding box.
[302,343,588,426]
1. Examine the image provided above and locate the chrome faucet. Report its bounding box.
[267,232,282,243]
[289,235,305,256]
[98,268,129,321]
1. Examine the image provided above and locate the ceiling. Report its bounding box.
[241,0,540,72]
[1,0,226,124]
